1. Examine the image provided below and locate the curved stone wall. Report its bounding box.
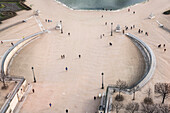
[0,31,44,76]
[0,31,45,113]
[104,33,156,113]
[125,33,156,90]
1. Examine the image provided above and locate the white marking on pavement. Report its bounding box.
[1,39,21,42]
[24,16,33,22]
[156,20,164,27]
[34,16,45,32]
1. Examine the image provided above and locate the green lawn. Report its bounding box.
[0,1,31,21]
[0,4,5,8]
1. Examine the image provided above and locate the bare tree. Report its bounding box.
[1,73,8,89]
[141,102,157,113]
[113,102,124,113]
[115,80,128,101]
[156,104,170,113]
[116,79,128,98]
[154,83,170,104]
[126,102,139,113]
[146,88,152,98]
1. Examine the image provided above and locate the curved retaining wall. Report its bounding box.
[104,33,156,113]
[0,31,45,113]
[0,31,44,75]
[125,33,156,90]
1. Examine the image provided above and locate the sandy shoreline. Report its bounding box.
[0,0,170,112]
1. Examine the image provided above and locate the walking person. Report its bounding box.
[60,20,62,24]
[109,42,112,46]
[100,35,102,39]
[11,42,14,46]
[126,27,128,30]
[122,30,125,34]
[66,109,68,113]
[94,96,96,100]
[61,28,63,34]
[79,55,81,58]
[65,67,68,71]
[49,103,52,107]
[158,44,161,48]
[145,32,148,36]
[32,89,35,93]
[138,29,141,33]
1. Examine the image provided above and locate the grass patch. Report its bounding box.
[0,2,16,3]
[0,13,5,17]
[16,2,25,10]
[0,1,31,21]
[0,4,5,8]
[0,11,17,21]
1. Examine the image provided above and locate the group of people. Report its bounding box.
[61,54,81,71]
[138,29,149,36]
[48,103,69,113]
[158,44,166,52]
[61,54,81,59]
[61,55,65,59]
[122,25,135,34]
[123,25,149,37]
[45,19,52,23]
[100,34,105,39]
[128,8,136,14]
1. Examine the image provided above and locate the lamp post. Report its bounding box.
[101,72,104,89]
[61,28,63,34]
[60,20,63,34]
[31,67,36,83]
[132,86,139,100]
[111,22,113,36]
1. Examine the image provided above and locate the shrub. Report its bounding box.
[144,97,153,105]
[115,94,124,101]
